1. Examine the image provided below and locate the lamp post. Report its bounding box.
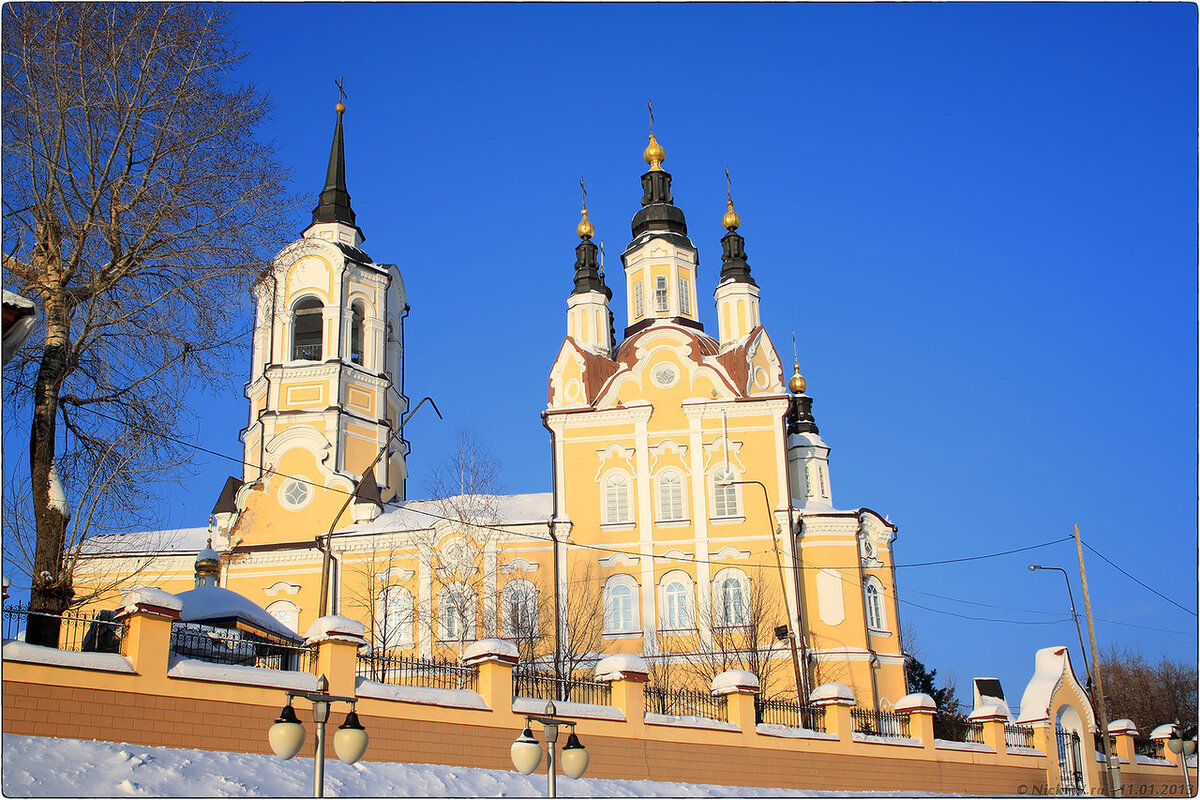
[1167,722,1196,796]
[268,674,369,798]
[510,701,589,797]
[1027,564,1092,693]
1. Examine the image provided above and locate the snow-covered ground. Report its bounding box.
[1,734,923,797]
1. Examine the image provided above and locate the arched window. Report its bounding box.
[713,568,749,628]
[678,276,691,315]
[634,281,644,318]
[350,302,365,365]
[712,466,739,518]
[502,579,538,639]
[266,600,299,633]
[438,583,476,643]
[375,586,413,651]
[291,297,324,361]
[657,470,684,521]
[660,572,693,631]
[864,577,886,631]
[604,473,630,524]
[603,575,639,634]
[654,276,669,312]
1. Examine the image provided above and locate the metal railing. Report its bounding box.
[753,696,826,732]
[170,623,313,672]
[1005,723,1035,749]
[513,670,611,706]
[851,707,911,738]
[934,715,985,744]
[644,685,728,723]
[2,603,126,653]
[1134,737,1162,759]
[356,652,477,692]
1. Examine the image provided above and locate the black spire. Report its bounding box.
[310,103,361,236]
[788,394,820,436]
[718,227,757,287]
[571,238,607,296]
[630,133,688,240]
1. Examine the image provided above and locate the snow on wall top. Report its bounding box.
[1016,645,1091,727]
[462,638,518,663]
[121,587,184,614]
[303,615,366,645]
[344,493,553,533]
[711,669,759,695]
[595,653,648,681]
[173,586,299,642]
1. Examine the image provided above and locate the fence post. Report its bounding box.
[896,692,937,750]
[114,589,183,677]
[968,704,1010,754]
[596,654,648,735]
[711,670,760,737]
[810,682,856,742]
[304,616,368,697]
[1108,720,1137,765]
[462,639,518,718]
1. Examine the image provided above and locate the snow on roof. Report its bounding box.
[81,526,211,557]
[173,586,299,642]
[342,492,553,533]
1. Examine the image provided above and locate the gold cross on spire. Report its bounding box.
[722,165,741,231]
[576,176,594,240]
[580,176,587,210]
[334,76,347,112]
[648,99,654,134]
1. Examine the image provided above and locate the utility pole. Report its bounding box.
[1075,523,1122,797]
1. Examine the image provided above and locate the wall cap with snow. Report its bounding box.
[711,669,760,696]
[595,653,649,683]
[304,615,367,646]
[1150,724,1177,741]
[1108,719,1138,736]
[1015,645,1095,730]
[117,587,183,621]
[895,693,937,714]
[810,682,856,706]
[968,702,1009,723]
[461,638,519,666]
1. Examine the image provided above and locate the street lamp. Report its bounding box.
[268,674,368,798]
[1027,564,1092,693]
[510,701,589,797]
[1166,722,1196,796]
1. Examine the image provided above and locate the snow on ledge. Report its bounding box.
[934,739,995,753]
[852,733,923,748]
[756,723,837,741]
[644,712,739,733]
[355,678,488,710]
[1007,746,1046,758]
[1137,755,1174,766]
[166,656,319,692]
[595,653,648,681]
[3,640,134,674]
[119,587,183,616]
[462,638,518,665]
[512,697,625,722]
[303,615,366,646]
[711,669,759,696]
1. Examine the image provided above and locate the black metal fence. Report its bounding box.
[169,623,313,672]
[513,670,611,705]
[753,696,826,732]
[1134,737,1162,759]
[644,685,728,723]
[934,715,985,744]
[851,707,911,738]
[2,603,126,653]
[357,652,478,692]
[1005,723,1035,749]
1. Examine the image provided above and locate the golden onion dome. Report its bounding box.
[643,134,665,170]
[722,198,741,231]
[576,208,595,240]
[789,362,807,395]
[196,537,220,573]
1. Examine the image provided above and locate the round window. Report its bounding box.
[280,478,312,510]
[653,363,678,388]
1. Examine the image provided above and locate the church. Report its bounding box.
[75,101,909,709]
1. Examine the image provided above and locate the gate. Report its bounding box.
[1056,727,1085,796]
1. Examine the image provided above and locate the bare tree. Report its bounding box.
[342,533,415,657]
[1099,645,1198,734]
[1,3,295,643]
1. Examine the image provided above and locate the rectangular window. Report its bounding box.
[634,282,644,318]
[678,276,691,315]
[654,276,669,312]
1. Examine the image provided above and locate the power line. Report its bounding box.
[895,537,1072,568]
[1090,616,1195,637]
[1082,541,1197,617]
[899,597,1073,626]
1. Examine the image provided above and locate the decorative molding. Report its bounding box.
[660,548,693,562]
[711,546,751,561]
[594,443,636,482]
[374,567,415,583]
[681,398,789,421]
[262,581,301,597]
[598,552,638,568]
[498,557,540,575]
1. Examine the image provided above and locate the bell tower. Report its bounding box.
[229,99,408,544]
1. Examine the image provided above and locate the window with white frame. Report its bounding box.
[501,579,538,639]
[678,276,691,315]
[654,276,669,312]
[604,472,631,524]
[349,301,365,365]
[660,572,694,631]
[603,575,639,634]
[657,470,685,521]
[266,600,300,633]
[864,577,886,631]
[712,466,739,518]
[713,569,748,627]
[291,297,324,361]
[634,281,644,318]
[375,585,413,651]
[438,583,476,643]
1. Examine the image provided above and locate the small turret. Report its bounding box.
[714,168,761,346]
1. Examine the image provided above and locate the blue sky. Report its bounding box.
[159,2,1197,704]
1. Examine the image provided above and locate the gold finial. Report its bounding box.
[576,177,594,239]
[722,166,741,231]
[644,100,665,170]
[789,331,807,394]
[334,76,347,113]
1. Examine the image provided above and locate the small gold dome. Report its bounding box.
[643,134,665,171]
[789,362,807,395]
[576,208,595,240]
[722,198,741,231]
[335,101,346,113]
